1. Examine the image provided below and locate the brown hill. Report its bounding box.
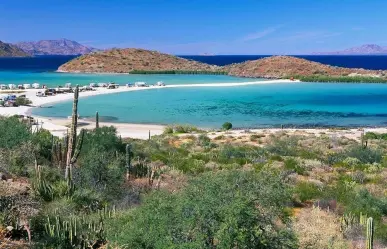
[225,56,386,78]
[0,40,30,57]
[58,48,221,73]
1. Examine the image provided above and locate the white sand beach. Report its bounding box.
[0,79,296,139]
[1,78,386,140]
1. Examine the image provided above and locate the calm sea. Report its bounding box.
[1,55,387,128]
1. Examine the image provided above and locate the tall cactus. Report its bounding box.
[95,111,99,129]
[126,144,132,180]
[366,217,374,249]
[64,85,85,184]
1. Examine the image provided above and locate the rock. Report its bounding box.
[6,226,14,231]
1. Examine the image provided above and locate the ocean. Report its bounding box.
[2,55,387,128]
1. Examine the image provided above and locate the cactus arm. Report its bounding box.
[366,217,374,249]
[70,129,85,164]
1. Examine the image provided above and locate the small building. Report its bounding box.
[0,85,8,90]
[23,84,31,89]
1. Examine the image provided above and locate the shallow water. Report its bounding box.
[33,82,387,128]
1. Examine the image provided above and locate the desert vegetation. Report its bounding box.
[1,89,387,248]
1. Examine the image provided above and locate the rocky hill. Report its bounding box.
[0,40,30,57]
[58,48,221,73]
[15,39,99,56]
[313,44,387,55]
[225,56,386,78]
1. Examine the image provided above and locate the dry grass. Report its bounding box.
[293,207,349,249]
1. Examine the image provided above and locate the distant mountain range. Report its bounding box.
[14,39,99,56]
[0,40,30,57]
[313,44,387,55]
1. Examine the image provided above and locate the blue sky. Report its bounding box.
[1,0,387,54]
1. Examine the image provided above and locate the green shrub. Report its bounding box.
[0,116,32,149]
[294,181,322,202]
[14,96,32,106]
[222,122,232,130]
[345,145,382,164]
[105,170,298,248]
[284,158,305,175]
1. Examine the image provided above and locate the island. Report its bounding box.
[58,49,387,83]
[58,48,223,74]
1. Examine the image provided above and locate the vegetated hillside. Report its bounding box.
[15,39,99,56]
[225,55,387,79]
[58,48,222,73]
[0,40,30,57]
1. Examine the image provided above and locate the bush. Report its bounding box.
[14,96,32,106]
[222,122,232,130]
[106,170,298,248]
[294,181,322,202]
[284,158,305,175]
[0,116,32,149]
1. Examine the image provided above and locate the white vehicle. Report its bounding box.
[0,85,8,90]
[65,83,72,88]
[135,82,148,87]
[32,83,40,89]
[89,83,97,87]
[98,83,108,87]
[36,91,46,97]
[156,81,165,86]
[23,84,31,89]
[8,84,17,90]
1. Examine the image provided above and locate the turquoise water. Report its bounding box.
[0,71,257,87]
[33,82,387,128]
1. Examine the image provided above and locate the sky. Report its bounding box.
[1,0,387,55]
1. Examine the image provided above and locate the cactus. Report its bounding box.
[126,144,132,180]
[366,217,374,249]
[95,111,99,129]
[340,212,357,233]
[360,212,367,226]
[64,85,85,190]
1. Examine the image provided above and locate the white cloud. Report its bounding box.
[240,26,282,42]
[280,31,342,42]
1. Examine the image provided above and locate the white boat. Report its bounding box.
[135,81,148,87]
[23,84,31,89]
[156,81,165,86]
[8,84,16,90]
[32,83,40,89]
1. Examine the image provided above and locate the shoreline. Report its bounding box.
[2,78,387,139]
[0,79,294,139]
